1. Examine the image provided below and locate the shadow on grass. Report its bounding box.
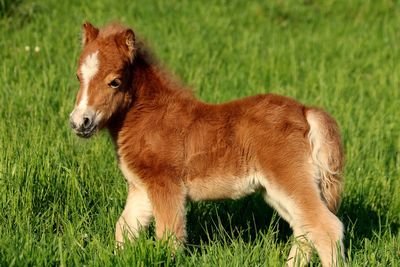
[340,196,399,251]
[185,192,292,247]
[185,191,399,255]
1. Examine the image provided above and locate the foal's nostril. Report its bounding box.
[83,116,92,128]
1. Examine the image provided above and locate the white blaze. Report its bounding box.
[78,50,99,109]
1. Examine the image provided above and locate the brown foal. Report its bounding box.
[69,22,345,266]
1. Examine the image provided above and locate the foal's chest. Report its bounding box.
[118,156,145,190]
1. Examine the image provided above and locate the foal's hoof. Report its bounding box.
[114,241,125,252]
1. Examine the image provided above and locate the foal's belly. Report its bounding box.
[185,172,264,201]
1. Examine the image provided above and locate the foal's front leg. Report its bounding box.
[147,180,187,246]
[115,185,153,245]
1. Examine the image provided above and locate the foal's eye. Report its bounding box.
[108,78,122,89]
[76,74,80,81]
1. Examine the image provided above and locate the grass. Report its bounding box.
[0,0,399,265]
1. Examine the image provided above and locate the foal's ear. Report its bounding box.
[118,29,136,62]
[82,22,99,46]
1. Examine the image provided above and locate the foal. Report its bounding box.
[70,22,345,267]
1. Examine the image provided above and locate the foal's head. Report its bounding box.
[70,22,136,138]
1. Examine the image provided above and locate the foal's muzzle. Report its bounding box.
[69,108,98,138]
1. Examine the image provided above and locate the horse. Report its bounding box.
[69,22,345,267]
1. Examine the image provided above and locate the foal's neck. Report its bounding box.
[132,52,192,103]
[107,51,195,139]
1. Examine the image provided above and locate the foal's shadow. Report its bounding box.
[340,196,399,250]
[185,193,292,248]
[185,192,399,254]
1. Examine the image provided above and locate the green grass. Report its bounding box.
[0,0,399,266]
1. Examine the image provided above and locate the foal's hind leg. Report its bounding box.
[262,176,344,267]
[115,185,153,245]
[301,208,344,267]
[286,229,313,267]
[263,182,313,267]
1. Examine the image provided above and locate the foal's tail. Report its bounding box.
[305,108,344,214]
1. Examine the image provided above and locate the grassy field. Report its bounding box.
[0,0,399,266]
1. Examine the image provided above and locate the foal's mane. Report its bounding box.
[98,23,193,100]
[133,40,194,101]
